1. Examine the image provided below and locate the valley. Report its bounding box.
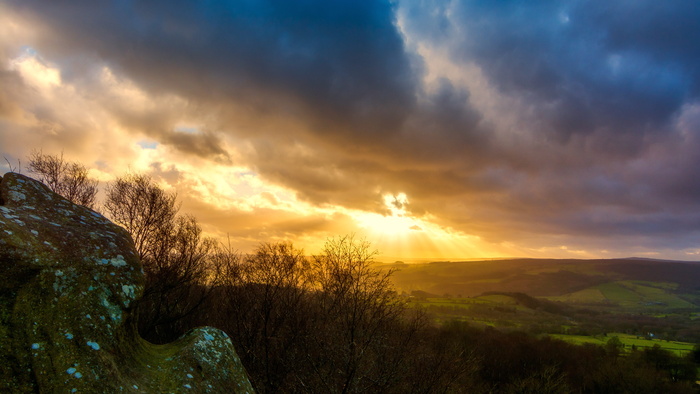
[382,258,700,352]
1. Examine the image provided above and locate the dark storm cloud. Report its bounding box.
[414,0,694,143]
[394,0,700,248]
[6,0,700,255]
[579,1,700,90]
[7,0,491,202]
[9,0,417,139]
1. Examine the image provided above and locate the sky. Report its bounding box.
[1,0,700,261]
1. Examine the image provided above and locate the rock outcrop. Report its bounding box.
[0,173,253,393]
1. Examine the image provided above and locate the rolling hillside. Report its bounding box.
[383,258,700,343]
[385,258,700,305]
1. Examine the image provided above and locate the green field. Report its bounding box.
[549,333,696,356]
[604,281,693,307]
[409,294,568,331]
[391,258,700,345]
[547,286,607,303]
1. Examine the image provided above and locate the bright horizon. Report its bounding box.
[2,1,700,261]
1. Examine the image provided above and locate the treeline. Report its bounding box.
[23,152,700,393]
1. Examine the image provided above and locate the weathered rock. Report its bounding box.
[0,173,253,393]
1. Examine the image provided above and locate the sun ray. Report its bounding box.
[348,193,498,260]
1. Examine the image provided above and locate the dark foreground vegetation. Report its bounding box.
[24,152,700,393]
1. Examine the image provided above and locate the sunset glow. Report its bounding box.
[2,1,700,261]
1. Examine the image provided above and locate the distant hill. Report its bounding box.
[384,257,700,299]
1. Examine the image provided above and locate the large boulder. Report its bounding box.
[0,172,253,393]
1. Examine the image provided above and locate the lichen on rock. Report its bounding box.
[0,173,253,393]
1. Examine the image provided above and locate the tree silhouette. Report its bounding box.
[27,150,98,209]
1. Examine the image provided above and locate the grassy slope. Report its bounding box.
[549,333,696,356]
[410,294,699,355]
[543,281,692,307]
[390,258,700,348]
[387,258,700,306]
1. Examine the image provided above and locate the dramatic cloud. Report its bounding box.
[2,0,700,259]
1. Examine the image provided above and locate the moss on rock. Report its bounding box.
[0,173,253,393]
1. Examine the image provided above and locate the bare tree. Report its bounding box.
[225,242,312,391]
[208,236,440,392]
[139,214,218,341]
[104,172,178,262]
[27,150,98,209]
[3,156,20,173]
[308,234,406,393]
[104,172,217,342]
